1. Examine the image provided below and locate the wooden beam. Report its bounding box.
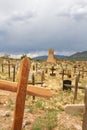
[82,87,87,130]
[12,57,30,130]
[27,85,52,98]
[0,80,53,98]
[64,84,85,89]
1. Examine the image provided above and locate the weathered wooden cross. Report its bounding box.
[63,74,85,103]
[50,65,56,76]
[1,60,16,80]
[0,57,52,130]
[60,69,71,81]
[29,71,45,87]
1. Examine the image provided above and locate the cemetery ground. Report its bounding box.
[0,58,86,130]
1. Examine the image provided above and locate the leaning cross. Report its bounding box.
[0,57,52,130]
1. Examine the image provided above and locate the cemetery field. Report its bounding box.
[0,58,87,130]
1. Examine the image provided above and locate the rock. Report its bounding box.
[23,120,31,128]
[1,111,10,117]
[24,109,30,113]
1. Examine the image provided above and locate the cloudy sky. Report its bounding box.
[0,0,87,57]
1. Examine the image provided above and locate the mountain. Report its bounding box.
[68,51,87,60]
[33,51,87,60]
[32,55,68,60]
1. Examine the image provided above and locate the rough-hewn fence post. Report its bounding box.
[12,57,30,130]
[2,63,4,73]
[73,74,80,103]
[82,86,87,130]
[12,65,16,82]
[8,60,11,78]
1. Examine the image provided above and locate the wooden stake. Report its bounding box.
[73,74,80,103]
[12,57,30,130]
[82,87,87,130]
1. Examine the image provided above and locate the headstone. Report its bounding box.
[63,80,72,90]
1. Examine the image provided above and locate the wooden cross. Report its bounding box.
[0,57,52,130]
[73,65,77,74]
[59,69,66,80]
[50,65,56,76]
[1,60,16,79]
[29,71,45,86]
[63,74,85,103]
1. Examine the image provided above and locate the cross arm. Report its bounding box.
[0,80,53,98]
[64,84,85,89]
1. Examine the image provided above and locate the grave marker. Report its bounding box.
[50,66,56,76]
[12,57,30,130]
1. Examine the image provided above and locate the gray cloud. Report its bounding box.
[0,0,87,56]
[57,4,87,20]
[8,11,36,23]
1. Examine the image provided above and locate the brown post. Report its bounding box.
[67,70,71,78]
[73,74,80,103]
[36,63,38,72]
[33,64,35,71]
[62,69,65,81]
[8,60,10,78]
[82,87,87,130]
[41,71,45,86]
[74,65,77,74]
[12,57,30,130]
[32,73,35,100]
[82,67,84,78]
[13,65,15,82]
[32,73,35,85]
[2,63,4,73]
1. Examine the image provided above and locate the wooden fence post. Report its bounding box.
[73,74,80,103]
[32,73,35,100]
[41,71,45,86]
[13,65,15,82]
[2,63,4,73]
[8,60,11,78]
[12,57,30,130]
[82,87,87,130]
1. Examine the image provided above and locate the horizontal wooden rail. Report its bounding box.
[0,80,53,98]
[64,84,85,89]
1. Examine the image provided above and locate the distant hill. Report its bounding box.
[68,51,87,60]
[32,51,87,60]
[32,55,68,60]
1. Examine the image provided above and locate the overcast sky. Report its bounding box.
[0,0,87,57]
